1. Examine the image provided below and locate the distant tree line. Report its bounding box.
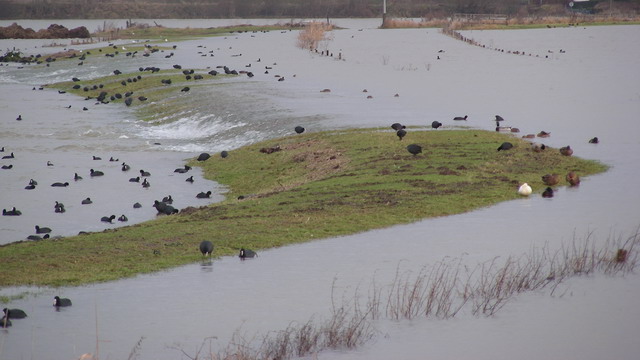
[0,0,638,19]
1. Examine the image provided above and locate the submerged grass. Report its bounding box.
[0,127,607,287]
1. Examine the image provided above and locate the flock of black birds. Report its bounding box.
[0,146,220,241]
[1,296,71,328]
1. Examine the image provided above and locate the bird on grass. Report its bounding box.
[497,142,513,151]
[199,240,214,257]
[559,146,573,156]
[391,123,405,131]
[542,174,560,186]
[407,144,422,156]
[517,183,532,196]
[396,129,407,140]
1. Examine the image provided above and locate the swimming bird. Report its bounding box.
[29,179,37,186]
[542,174,560,186]
[129,176,140,183]
[51,182,69,187]
[35,225,52,234]
[1,164,12,169]
[174,165,191,173]
[3,308,27,319]
[81,197,92,205]
[431,121,442,129]
[186,176,194,183]
[407,144,422,156]
[133,202,142,208]
[92,156,101,160]
[3,207,22,216]
[453,115,468,121]
[517,183,532,196]
[162,195,173,204]
[537,131,551,138]
[588,137,599,144]
[566,171,581,186]
[54,201,65,213]
[295,126,305,134]
[16,115,22,121]
[497,142,513,151]
[391,123,405,131]
[2,152,14,159]
[121,162,131,171]
[239,248,257,259]
[74,173,83,181]
[140,169,151,177]
[396,129,407,140]
[25,183,36,190]
[542,187,554,198]
[90,169,104,177]
[199,240,214,257]
[559,146,573,156]
[53,296,72,307]
[196,191,212,199]
[101,215,116,223]
[142,178,150,188]
[118,215,128,222]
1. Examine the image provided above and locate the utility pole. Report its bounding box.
[382,0,387,27]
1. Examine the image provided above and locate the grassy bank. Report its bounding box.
[92,24,303,41]
[0,128,607,287]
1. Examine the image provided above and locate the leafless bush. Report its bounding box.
[296,22,333,51]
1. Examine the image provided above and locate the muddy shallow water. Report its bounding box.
[1,20,639,360]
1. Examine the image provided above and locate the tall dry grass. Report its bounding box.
[167,230,640,360]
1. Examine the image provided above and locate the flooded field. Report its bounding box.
[1,19,639,360]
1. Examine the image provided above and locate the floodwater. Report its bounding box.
[1,19,639,360]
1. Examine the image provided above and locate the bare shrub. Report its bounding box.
[296,22,334,51]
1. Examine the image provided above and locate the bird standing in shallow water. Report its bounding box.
[542,187,554,198]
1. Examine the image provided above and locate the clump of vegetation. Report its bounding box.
[172,229,638,360]
[0,127,607,287]
[296,22,334,51]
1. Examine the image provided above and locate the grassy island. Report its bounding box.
[0,127,606,287]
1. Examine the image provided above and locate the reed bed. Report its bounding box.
[167,229,639,360]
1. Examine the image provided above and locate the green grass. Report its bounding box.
[48,69,238,121]
[92,24,303,41]
[0,128,607,287]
